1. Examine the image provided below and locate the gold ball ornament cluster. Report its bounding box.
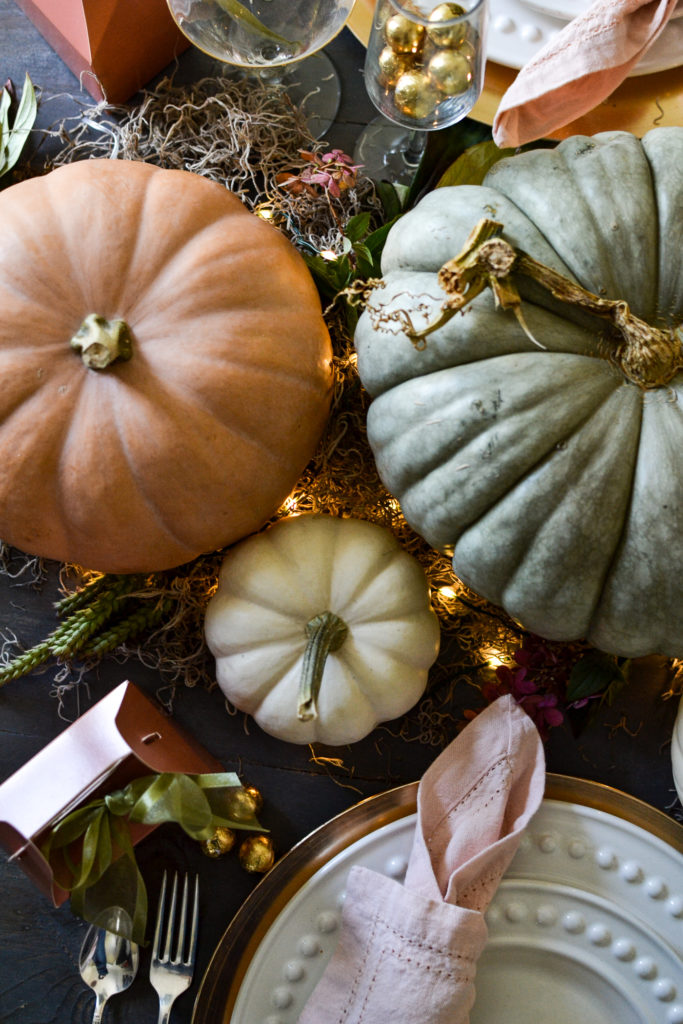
[377,2,475,120]
[199,784,275,874]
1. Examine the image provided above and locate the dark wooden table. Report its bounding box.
[0,3,681,1022]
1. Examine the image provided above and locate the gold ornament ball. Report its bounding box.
[226,786,261,823]
[428,49,472,94]
[239,834,276,874]
[427,2,468,48]
[394,71,440,119]
[243,784,264,815]
[457,37,477,62]
[384,14,425,53]
[200,826,236,858]
[377,46,412,87]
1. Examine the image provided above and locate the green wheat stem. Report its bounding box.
[0,640,53,684]
[0,574,157,687]
[83,597,174,658]
[56,573,148,617]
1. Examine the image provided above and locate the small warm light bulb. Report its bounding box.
[481,646,507,668]
[438,585,458,600]
[256,205,275,221]
[319,249,337,261]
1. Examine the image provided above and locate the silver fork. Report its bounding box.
[150,871,199,1024]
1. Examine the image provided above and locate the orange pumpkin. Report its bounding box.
[0,160,333,572]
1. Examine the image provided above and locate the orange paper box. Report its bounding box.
[0,680,222,906]
[15,0,191,103]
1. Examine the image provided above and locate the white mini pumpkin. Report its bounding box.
[204,514,440,745]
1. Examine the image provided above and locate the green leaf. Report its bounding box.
[437,138,515,188]
[364,219,397,260]
[302,252,352,299]
[374,179,404,222]
[352,241,373,266]
[4,73,37,174]
[566,652,627,703]
[404,118,492,209]
[0,86,11,172]
[345,211,372,244]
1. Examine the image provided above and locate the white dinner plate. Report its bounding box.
[193,776,683,1024]
[488,0,683,74]
[517,0,683,25]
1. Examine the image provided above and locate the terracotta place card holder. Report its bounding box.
[0,680,222,906]
[15,0,190,103]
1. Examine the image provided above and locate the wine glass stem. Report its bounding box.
[403,130,426,168]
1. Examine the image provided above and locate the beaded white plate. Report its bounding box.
[487,0,683,75]
[193,777,683,1024]
[517,0,683,25]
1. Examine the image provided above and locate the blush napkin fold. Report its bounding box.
[492,0,680,148]
[297,695,545,1024]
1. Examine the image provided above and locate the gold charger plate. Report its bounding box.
[191,774,683,1023]
[346,0,683,138]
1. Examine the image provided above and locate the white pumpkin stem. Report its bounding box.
[406,218,683,389]
[70,313,133,370]
[297,611,349,723]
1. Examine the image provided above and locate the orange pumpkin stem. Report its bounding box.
[297,611,349,723]
[70,313,133,370]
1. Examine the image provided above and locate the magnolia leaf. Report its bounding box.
[374,179,404,222]
[4,73,37,172]
[437,139,515,188]
[566,651,627,703]
[405,119,491,206]
[0,73,37,181]
[0,85,11,169]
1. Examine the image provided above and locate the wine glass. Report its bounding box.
[354,0,489,183]
[166,0,355,137]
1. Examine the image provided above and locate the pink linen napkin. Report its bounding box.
[297,694,545,1024]
[492,0,680,148]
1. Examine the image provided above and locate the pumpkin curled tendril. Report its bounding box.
[378,218,683,390]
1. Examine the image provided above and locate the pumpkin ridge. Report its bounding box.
[147,343,332,396]
[43,162,148,316]
[110,165,248,315]
[641,129,683,325]
[0,387,77,558]
[218,546,322,616]
[584,382,683,656]
[400,382,630,554]
[1,176,87,316]
[454,386,643,637]
[126,367,316,464]
[371,353,620,524]
[123,219,267,317]
[54,380,201,566]
[486,134,659,321]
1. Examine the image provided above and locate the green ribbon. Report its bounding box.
[40,772,263,944]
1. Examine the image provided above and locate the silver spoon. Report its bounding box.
[79,910,139,1023]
